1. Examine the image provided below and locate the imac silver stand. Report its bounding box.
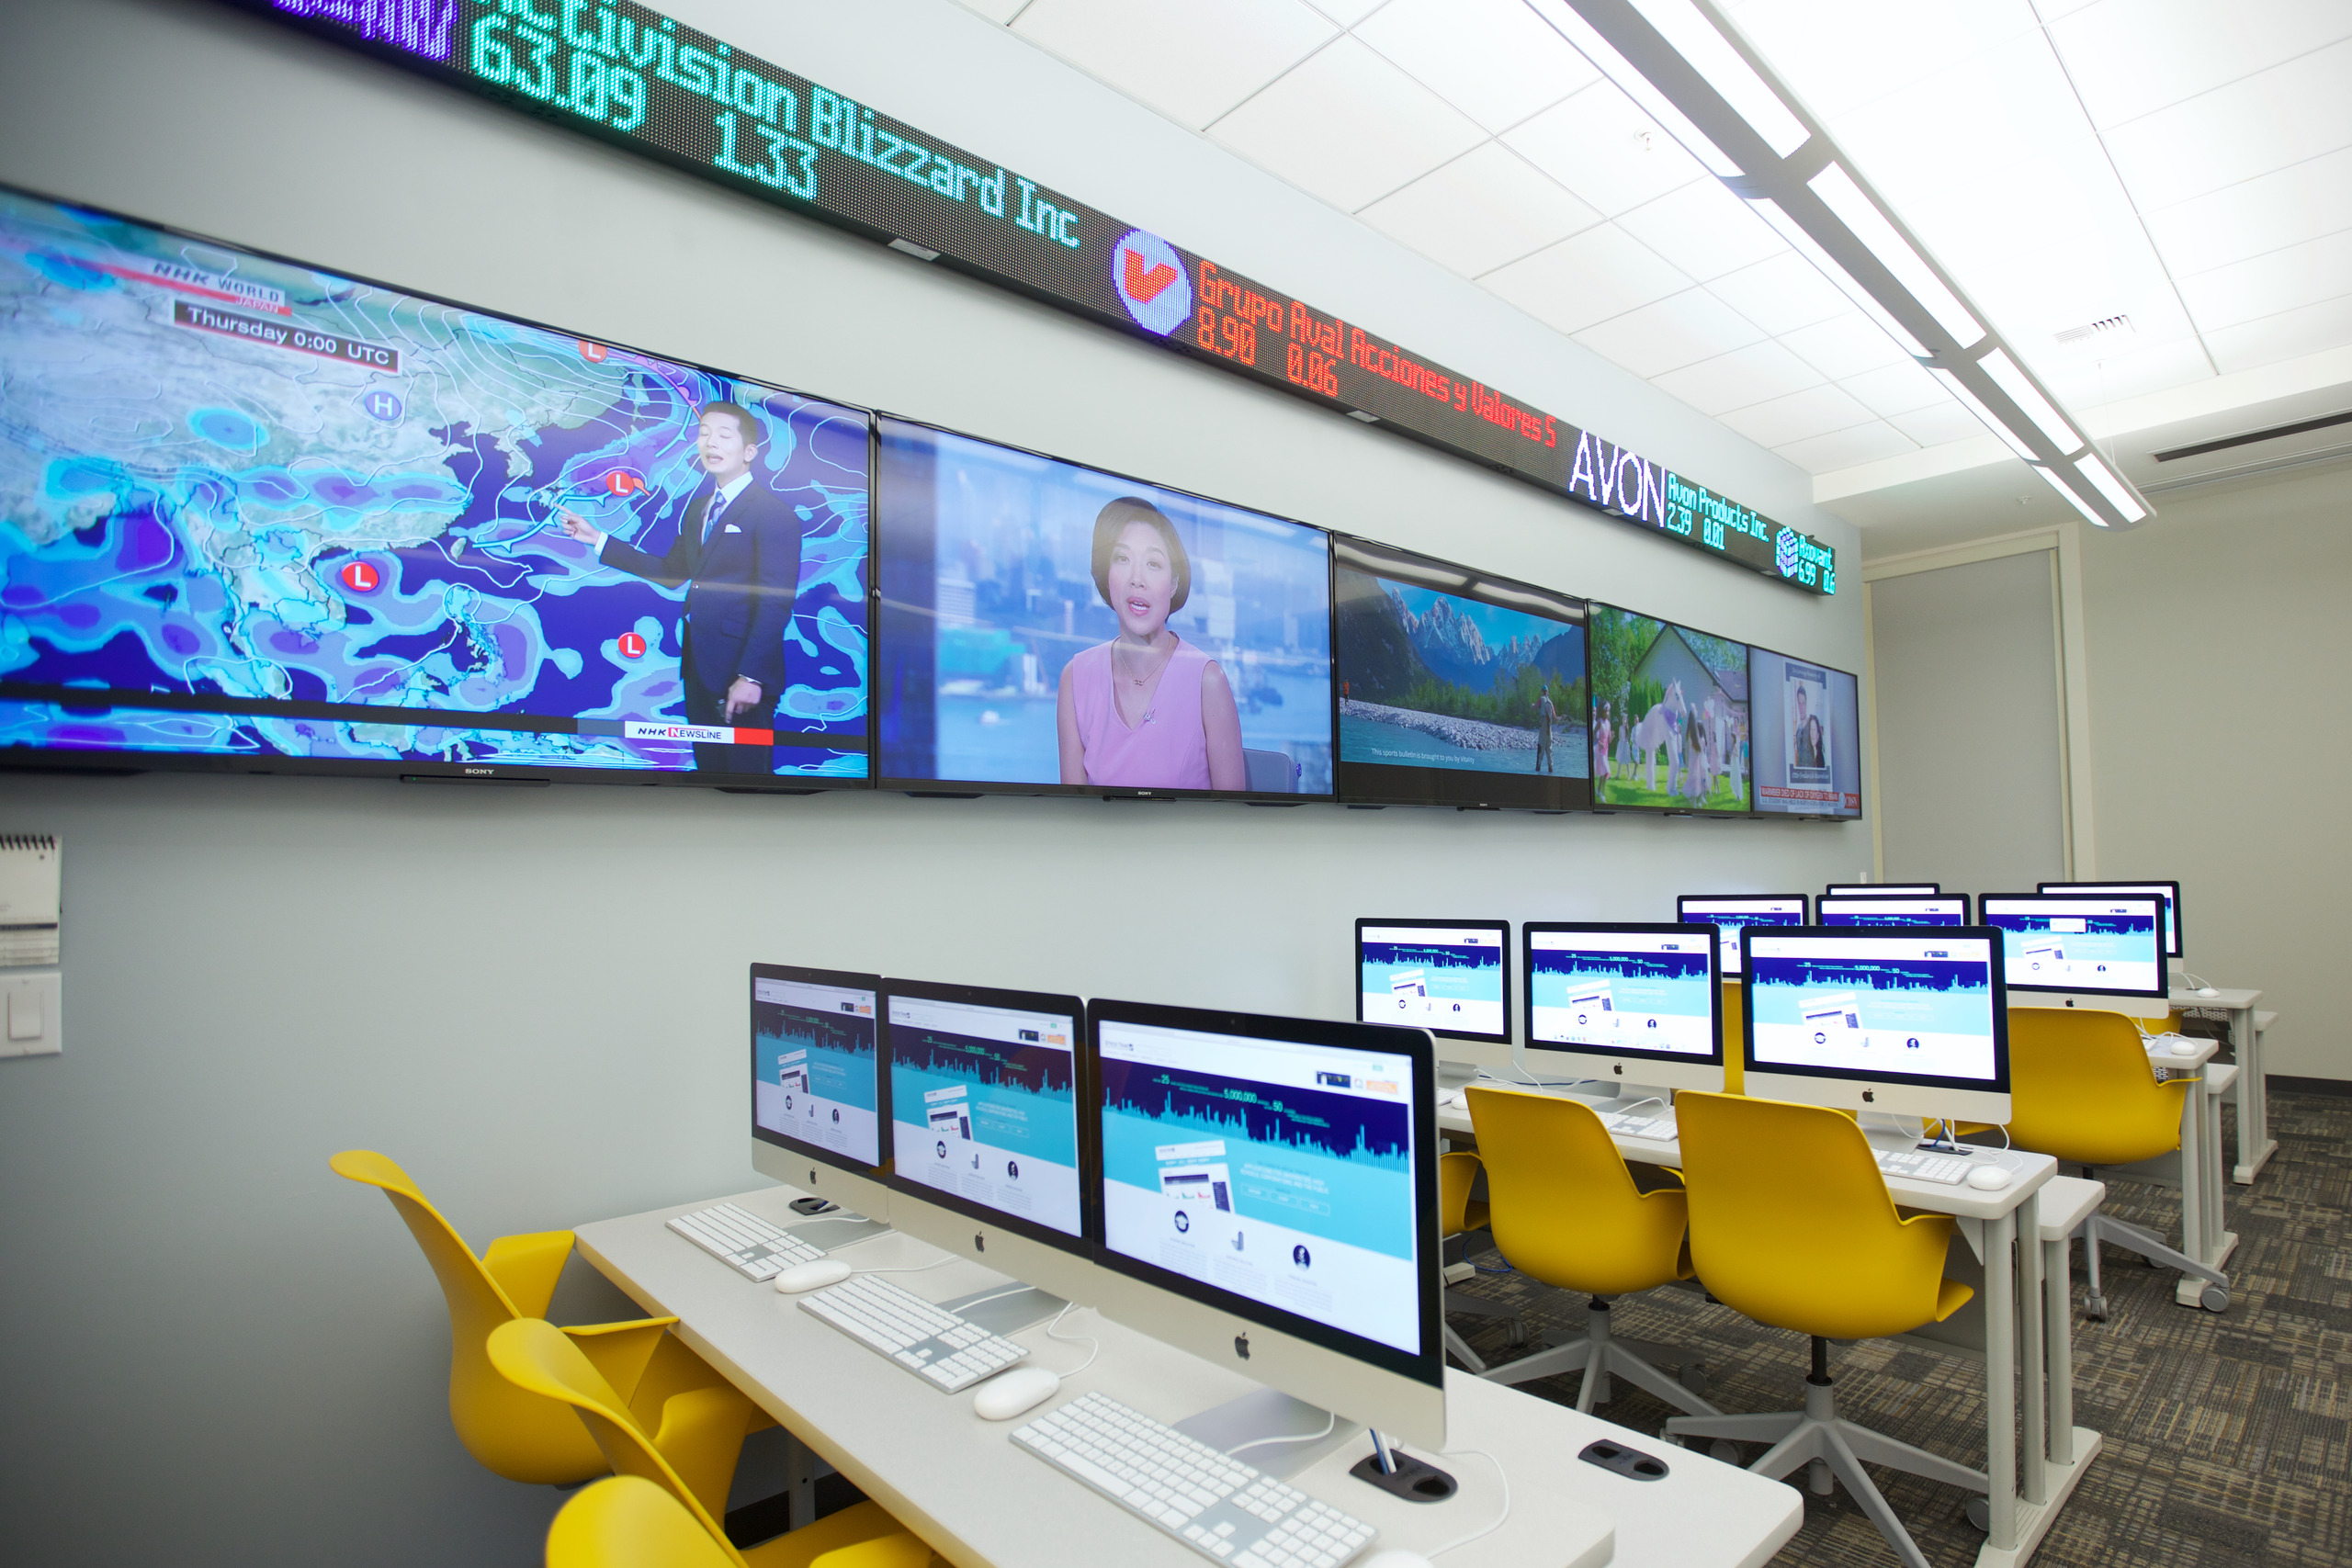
[1173,1387,1354,1481]
[784,1213,893,1249]
[1435,1056,1481,1091]
[937,1283,1066,1336]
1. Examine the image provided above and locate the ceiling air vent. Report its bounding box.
[2053,315,2131,346]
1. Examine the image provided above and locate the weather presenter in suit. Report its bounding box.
[560,401,799,771]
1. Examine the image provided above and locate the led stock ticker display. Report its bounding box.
[252,0,1835,595]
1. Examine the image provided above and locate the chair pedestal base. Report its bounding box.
[1440,1287,1524,1373]
[1667,1375,1987,1568]
[1481,1299,1718,1418]
[2081,1215,2229,1316]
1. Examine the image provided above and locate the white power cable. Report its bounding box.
[1428,1449,1510,1559]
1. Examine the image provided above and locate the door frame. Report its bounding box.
[1861,523,2093,881]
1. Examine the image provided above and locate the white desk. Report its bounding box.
[2168,986,2270,1182]
[1437,1088,2088,1568]
[575,1186,1803,1568]
[2130,1037,2235,1308]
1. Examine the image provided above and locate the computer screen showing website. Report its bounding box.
[1676,897,1806,976]
[888,995,1082,1238]
[1527,927,1716,1056]
[1817,897,1968,928]
[1356,923,1508,1040]
[1747,931,1999,1084]
[2040,881,2179,958]
[1095,1020,1421,1357]
[1981,897,2164,996]
[753,976,880,1168]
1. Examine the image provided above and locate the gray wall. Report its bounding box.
[0,1,1866,1562]
[2077,460,2352,1080]
[1868,550,2067,895]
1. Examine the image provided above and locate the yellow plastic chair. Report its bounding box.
[1720,980,1746,1094]
[2004,1009,2229,1316]
[494,1320,934,1568]
[1662,1093,1984,1568]
[1464,1088,1717,1416]
[1435,1150,1525,1372]
[333,1150,761,1506]
[545,1475,933,1568]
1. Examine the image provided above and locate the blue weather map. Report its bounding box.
[0,190,869,773]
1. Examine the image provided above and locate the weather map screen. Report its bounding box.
[1332,537,1588,811]
[1526,925,1718,1059]
[875,419,1332,797]
[887,992,1081,1239]
[1747,931,2002,1086]
[1819,897,1970,928]
[1677,897,1807,976]
[1356,921,1510,1043]
[1748,648,1861,818]
[1588,604,1750,813]
[753,973,880,1168]
[1980,897,2165,997]
[0,187,869,781]
[1095,1018,1422,1358]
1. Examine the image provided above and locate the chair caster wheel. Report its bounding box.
[2200,1285,2230,1313]
[1680,1363,1711,1399]
[2084,1295,2109,1322]
[1711,1440,1743,1466]
[1966,1497,1991,1532]
[1507,1325,1528,1348]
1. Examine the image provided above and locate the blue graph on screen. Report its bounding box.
[757,1008,876,1113]
[1101,1061,1414,1259]
[891,1028,1076,1167]
[1360,941,1500,1004]
[1750,957,1993,1035]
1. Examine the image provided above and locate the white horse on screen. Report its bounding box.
[1628,681,1687,794]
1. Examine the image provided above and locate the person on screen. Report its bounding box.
[1532,685,1557,773]
[1593,699,1612,789]
[558,401,798,772]
[1057,497,1246,791]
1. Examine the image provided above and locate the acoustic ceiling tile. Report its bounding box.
[1011,0,1338,130]
[1208,36,1489,212]
[1357,142,1603,278]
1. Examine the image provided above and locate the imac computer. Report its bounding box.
[2040,879,2182,962]
[1522,923,1724,1093]
[1088,998,1445,1457]
[1743,928,2011,1123]
[1817,895,1971,928]
[1676,896,1808,977]
[1354,919,1511,1081]
[750,964,894,1229]
[1981,895,2168,1019]
[1826,883,1939,897]
[880,979,1095,1305]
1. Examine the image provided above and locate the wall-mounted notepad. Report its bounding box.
[0,835,61,967]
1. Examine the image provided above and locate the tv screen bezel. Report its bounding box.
[1585,600,1754,816]
[1745,641,1865,820]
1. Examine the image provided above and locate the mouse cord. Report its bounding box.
[1608,1096,1665,1118]
[1044,1300,1100,1376]
[1428,1449,1510,1559]
[1223,1408,1337,1459]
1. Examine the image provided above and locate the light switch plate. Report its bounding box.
[0,970,61,1057]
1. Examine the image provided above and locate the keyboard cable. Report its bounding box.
[1426,1449,1511,1560]
[1222,1408,1337,1460]
[1043,1300,1101,1376]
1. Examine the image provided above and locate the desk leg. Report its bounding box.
[2018,1190,2045,1507]
[1984,1209,2018,1554]
[2203,1079,2233,1271]
[2043,1235,2073,1468]
[781,1426,818,1533]
[2176,1073,2206,1282]
[2232,1005,2275,1184]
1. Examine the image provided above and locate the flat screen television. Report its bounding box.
[1330,537,1589,810]
[874,417,1333,800]
[1747,646,1862,818]
[0,185,873,785]
[1587,604,1752,813]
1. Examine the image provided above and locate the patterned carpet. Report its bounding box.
[1442,1089,2350,1568]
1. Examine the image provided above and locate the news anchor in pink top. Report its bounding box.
[1057,497,1247,791]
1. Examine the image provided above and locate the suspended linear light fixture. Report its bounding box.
[1525,0,2153,527]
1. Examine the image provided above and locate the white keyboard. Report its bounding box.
[1874,1148,1971,1185]
[1012,1391,1377,1568]
[797,1273,1029,1392]
[1600,1111,1676,1140]
[667,1202,825,1280]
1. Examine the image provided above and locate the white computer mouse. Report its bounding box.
[2196,986,2221,998]
[774,1258,854,1294]
[1965,1164,2013,1191]
[1359,1551,1436,1568]
[972,1365,1061,1421]
[2168,1040,2200,1056]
